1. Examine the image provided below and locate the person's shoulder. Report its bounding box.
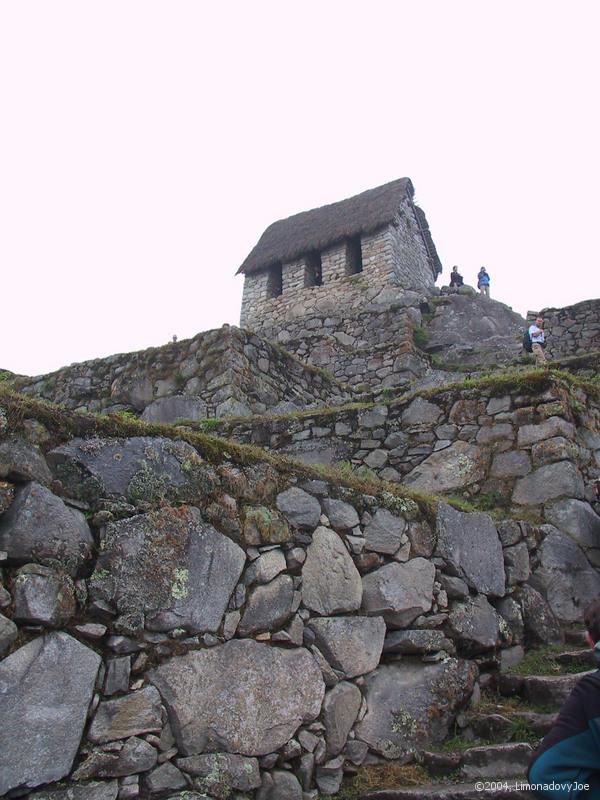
[570,670,600,702]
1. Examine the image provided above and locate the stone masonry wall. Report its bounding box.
[1,395,599,797]
[13,326,348,420]
[219,377,600,566]
[533,299,600,359]
[244,286,431,392]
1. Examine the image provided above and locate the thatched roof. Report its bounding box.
[237,178,442,276]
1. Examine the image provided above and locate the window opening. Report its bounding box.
[266,262,283,297]
[305,252,323,287]
[346,236,363,275]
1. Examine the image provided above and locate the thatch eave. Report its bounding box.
[237,178,417,276]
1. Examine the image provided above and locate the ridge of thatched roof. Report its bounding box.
[237,177,440,276]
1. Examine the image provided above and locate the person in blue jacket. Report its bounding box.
[477,267,491,297]
[528,596,600,798]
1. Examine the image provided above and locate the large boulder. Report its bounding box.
[514,584,561,646]
[238,575,296,636]
[447,595,500,653]
[0,632,101,795]
[435,503,505,597]
[423,294,526,368]
[148,640,325,756]
[47,436,211,506]
[275,487,321,530]
[517,417,577,448]
[544,499,600,564]
[513,462,585,506]
[404,441,489,494]
[401,397,443,428]
[0,437,52,484]
[361,558,435,628]
[89,506,245,633]
[0,482,93,576]
[531,526,600,623]
[364,508,408,555]
[355,658,478,759]
[88,687,163,743]
[302,527,362,615]
[308,616,386,678]
[323,681,362,756]
[13,564,76,626]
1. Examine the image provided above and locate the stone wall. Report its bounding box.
[218,375,600,564]
[532,299,600,359]
[13,326,348,419]
[240,199,437,334]
[241,282,431,391]
[0,395,598,797]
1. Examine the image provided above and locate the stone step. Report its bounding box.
[553,649,595,668]
[361,779,534,799]
[460,742,533,780]
[497,670,594,708]
[469,710,555,742]
[564,629,589,647]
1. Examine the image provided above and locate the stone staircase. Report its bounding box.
[357,638,594,800]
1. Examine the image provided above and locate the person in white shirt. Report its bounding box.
[529,316,547,364]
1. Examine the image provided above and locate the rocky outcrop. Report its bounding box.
[423,294,526,368]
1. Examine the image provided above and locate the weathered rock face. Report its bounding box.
[361,558,435,628]
[13,564,76,626]
[355,658,478,759]
[404,441,489,493]
[308,616,386,678]
[364,508,408,555]
[89,506,245,633]
[435,503,505,597]
[238,575,296,635]
[323,681,362,756]
[276,487,321,530]
[47,436,212,507]
[424,294,526,367]
[140,396,208,423]
[0,482,93,576]
[447,595,500,653]
[301,526,362,615]
[175,752,261,792]
[515,584,561,646]
[28,782,119,800]
[513,461,585,505]
[544,499,600,564]
[148,640,325,756]
[0,632,101,795]
[531,526,600,623]
[88,686,163,743]
[0,437,53,484]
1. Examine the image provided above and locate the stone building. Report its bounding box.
[237,177,442,332]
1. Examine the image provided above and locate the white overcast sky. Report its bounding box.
[1,1,599,376]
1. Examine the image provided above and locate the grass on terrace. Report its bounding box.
[188,357,600,430]
[0,384,467,520]
[1,357,597,522]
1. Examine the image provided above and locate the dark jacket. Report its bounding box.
[450,271,464,287]
[528,669,600,798]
